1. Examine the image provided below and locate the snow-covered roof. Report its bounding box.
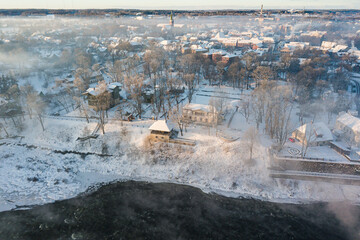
[108,82,122,90]
[337,112,360,133]
[85,87,102,96]
[295,122,333,143]
[215,32,226,39]
[130,41,141,46]
[300,31,327,38]
[284,42,309,51]
[0,97,8,106]
[331,45,348,53]
[321,41,337,49]
[149,120,171,132]
[183,103,216,113]
[85,82,121,96]
[160,40,172,45]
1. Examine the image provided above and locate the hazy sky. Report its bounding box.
[0,0,358,10]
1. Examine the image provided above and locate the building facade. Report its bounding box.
[182,103,219,126]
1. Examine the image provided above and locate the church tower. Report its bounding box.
[169,11,174,27]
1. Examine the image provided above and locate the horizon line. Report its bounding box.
[0,8,360,11]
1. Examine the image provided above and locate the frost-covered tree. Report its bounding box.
[26,92,46,131]
[169,106,185,136]
[244,126,259,161]
[251,66,273,87]
[93,81,111,134]
[124,74,145,119]
[184,73,196,103]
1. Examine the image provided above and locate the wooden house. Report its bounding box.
[83,82,122,110]
[149,120,177,142]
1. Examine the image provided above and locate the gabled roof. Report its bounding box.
[337,112,360,132]
[295,122,333,143]
[108,82,122,90]
[183,103,216,113]
[149,120,171,132]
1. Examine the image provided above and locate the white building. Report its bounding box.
[335,112,360,146]
[292,122,333,146]
[182,103,219,125]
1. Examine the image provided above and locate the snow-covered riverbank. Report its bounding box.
[1,130,360,212]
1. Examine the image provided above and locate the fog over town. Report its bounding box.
[1,9,360,239]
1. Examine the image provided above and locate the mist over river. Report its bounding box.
[0,181,359,239]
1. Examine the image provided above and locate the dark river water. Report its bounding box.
[0,181,359,240]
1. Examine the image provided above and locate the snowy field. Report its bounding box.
[1,116,360,212]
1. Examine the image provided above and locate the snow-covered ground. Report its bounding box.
[279,141,350,162]
[1,115,360,212]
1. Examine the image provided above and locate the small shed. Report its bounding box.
[149,120,177,142]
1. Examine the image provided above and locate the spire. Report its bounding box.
[170,11,174,26]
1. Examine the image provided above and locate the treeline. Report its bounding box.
[0,9,359,17]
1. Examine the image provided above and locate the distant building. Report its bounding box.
[182,103,220,125]
[156,12,184,29]
[221,54,239,64]
[169,11,174,27]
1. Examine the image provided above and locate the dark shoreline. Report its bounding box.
[0,181,359,240]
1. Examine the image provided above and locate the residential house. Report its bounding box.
[182,103,220,125]
[292,122,333,146]
[335,112,360,146]
[83,82,122,110]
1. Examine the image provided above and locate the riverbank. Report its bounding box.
[1,181,359,240]
[2,141,360,213]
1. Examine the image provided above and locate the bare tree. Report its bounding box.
[240,97,251,123]
[169,106,185,136]
[93,81,111,134]
[168,76,184,111]
[216,61,227,86]
[254,81,294,150]
[300,122,316,157]
[20,83,35,119]
[124,74,145,119]
[244,126,259,161]
[228,62,243,88]
[251,66,273,87]
[74,77,86,93]
[0,122,9,137]
[241,52,258,89]
[209,91,228,117]
[27,93,46,131]
[106,60,123,83]
[184,73,196,103]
